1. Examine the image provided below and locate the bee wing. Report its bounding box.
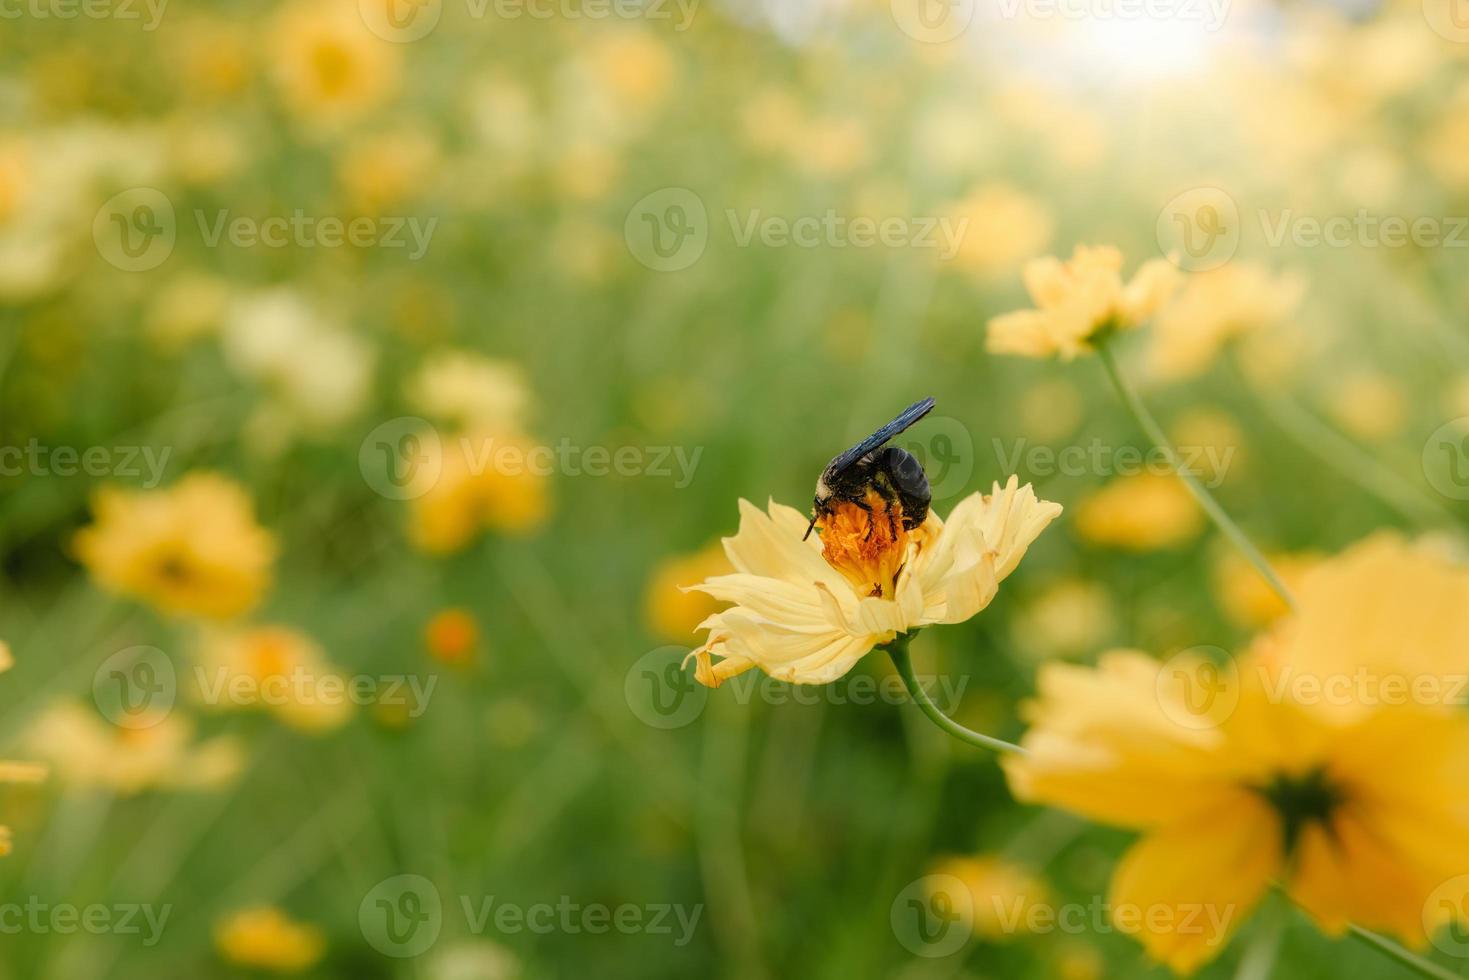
[823,397,936,478]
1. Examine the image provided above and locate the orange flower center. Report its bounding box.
[818,491,910,599]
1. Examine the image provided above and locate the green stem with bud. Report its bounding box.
[884,632,1025,756]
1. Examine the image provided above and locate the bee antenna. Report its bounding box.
[802,515,817,541]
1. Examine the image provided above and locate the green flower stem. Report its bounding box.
[1346,925,1462,980]
[1096,341,1298,611]
[884,633,1025,756]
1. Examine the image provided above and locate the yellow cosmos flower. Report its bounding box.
[74,473,277,620]
[1147,263,1305,381]
[643,543,732,643]
[944,183,1054,279]
[928,854,1051,940]
[0,643,46,855]
[1073,472,1202,552]
[1327,371,1408,443]
[988,246,1180,360]
[194,626,354,733]
[1005,649,1469,975]
[215,906,326,973]
[408,432,551,554]
[1212,548,1320,630]
[27,702,243,795]
[1258,534,1469,720]
[270,0,399,126]
[686,477,1061,687]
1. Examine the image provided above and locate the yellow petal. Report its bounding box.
[1108,791,1281,975]
[1005,651,1236,829]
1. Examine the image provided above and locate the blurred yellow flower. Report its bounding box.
[27,702,243,795]
[194,626,354,733]
[1169,408,1244,487]
[1005,649,1469,974]
[215,906,326,973]
[1422,87,1469,190]
[75,474,277,620]
[1011,577,1115,660]
[406,351,531,433]
[944,183,1054,280]
[1327,371,1407,442]
[425,608,479,666]
[988,246,1180,360]
[337,125,440,212]
[0,643,46,855]
[1073,473,1202,552]
[1148,264,1306,381]
[582,31,676,112]
[1212,548,1320,630]
[928,854,1051,941]
[643,543,732,643]
[1262,534,1469,718]
[270,0,399,126]
[409,432,551,554]
[144,271,230,350]
[171,17,253,100]
[686,477,1060,686]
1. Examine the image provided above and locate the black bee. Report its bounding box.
[803,397,936,541]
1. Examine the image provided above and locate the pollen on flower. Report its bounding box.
[817,491,910,598]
